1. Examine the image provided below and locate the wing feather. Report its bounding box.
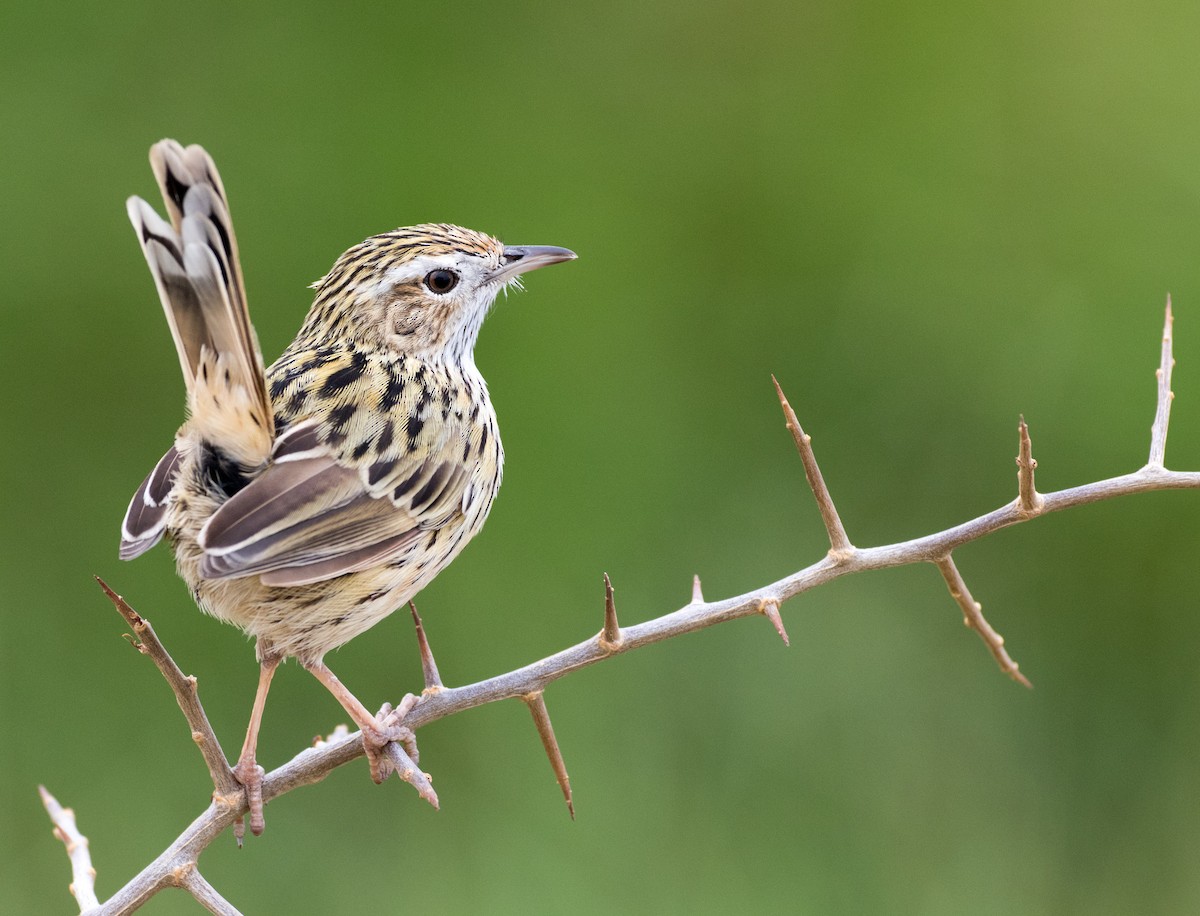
[120,446,182,559]
[193,352,483,586]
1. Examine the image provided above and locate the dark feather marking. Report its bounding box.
[406,412,425,443]
[208,212,235,275]
[163,169,189,210]
[351,439,372,461]
[376,420,394,452]
[329,403,356,430]
[321,350,367,395]
[203,229,231,287]
[392,468,424,500]
[141,227,183,263]
[381,372,405,412]
[410,464,448,510]
[199,443,251,498]
[368,458,397,485]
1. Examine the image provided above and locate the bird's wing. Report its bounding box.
[197,361,481,587]
[120,446,182,560]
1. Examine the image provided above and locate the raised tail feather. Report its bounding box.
[121,141,276,559]
[126,140,274,461]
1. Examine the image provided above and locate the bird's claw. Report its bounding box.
[232,758,267,836]
[364,693,420,783]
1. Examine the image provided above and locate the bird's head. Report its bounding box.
[303,223,575,361]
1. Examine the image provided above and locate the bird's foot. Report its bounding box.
[360,694,439,807]
[232,756,267,837]
[362,693,419,784]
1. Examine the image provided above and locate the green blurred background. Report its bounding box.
[4,1,1200,913]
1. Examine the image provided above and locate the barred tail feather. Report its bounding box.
[126,140,275,466]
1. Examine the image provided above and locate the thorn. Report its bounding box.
[759,597,790,647]
[409,602,443,692]
[600,573,621,650]
[1148,293,1176,468]
[523,691,574,819]
[691,574,704,604]
[771,376,854,555]
[1016,415,1043,514]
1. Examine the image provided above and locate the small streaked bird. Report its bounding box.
[120,139,575,833]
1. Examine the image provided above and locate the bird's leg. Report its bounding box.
[301,660,419,783]
[233,654,281,836]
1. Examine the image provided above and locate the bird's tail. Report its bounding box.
[126,140,274,467]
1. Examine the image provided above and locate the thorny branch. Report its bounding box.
[44,303,1200,914]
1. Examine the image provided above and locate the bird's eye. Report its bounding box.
[424,269,459,294]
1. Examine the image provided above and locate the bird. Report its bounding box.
[119,139,575,834]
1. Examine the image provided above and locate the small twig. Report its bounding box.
[691,574,704,604]
[772,375,854,557]
[1016,416,1044,515]
[523,692,574,819]
[935,555,1030,688]
[409,602,443,692]
[600,573,622,649]
[94,577,241,801]
[381,742,439,809]
[178,867,241,916]
[39,785,99,912]
[1148,296,1175,468]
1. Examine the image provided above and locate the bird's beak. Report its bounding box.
[492,245,577,284]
